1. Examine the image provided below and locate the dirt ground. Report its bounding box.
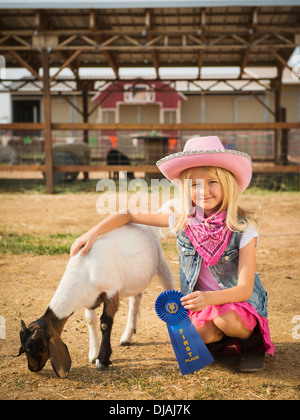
[0,192,299,400]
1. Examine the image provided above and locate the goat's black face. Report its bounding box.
[19,320,49,372]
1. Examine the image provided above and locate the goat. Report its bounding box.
[17,224,174,379]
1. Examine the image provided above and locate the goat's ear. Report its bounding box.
[48,334,71,379]
[14,346,25,358]
[20,320,27,333]
[17,320,27,357]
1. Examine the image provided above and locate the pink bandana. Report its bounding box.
[185,207,232,267]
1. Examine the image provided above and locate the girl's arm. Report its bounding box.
[70,210,169,257]
[181,238,256,311]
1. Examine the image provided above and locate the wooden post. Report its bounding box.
[78,80,93,181]
[274,67,283,165]
[82,87,89,144]
[82,87,89,181]
[281,107,288,165]
[41,48,54,194]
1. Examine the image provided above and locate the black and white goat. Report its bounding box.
[18,224,174,378]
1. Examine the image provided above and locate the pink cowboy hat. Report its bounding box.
[156,136,252,193]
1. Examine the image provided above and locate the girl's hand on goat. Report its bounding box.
[70,231,98,257]
[69,210,169,258]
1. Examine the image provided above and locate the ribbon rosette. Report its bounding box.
[155,290,214,375]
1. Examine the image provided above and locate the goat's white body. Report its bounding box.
[49,224,174,363]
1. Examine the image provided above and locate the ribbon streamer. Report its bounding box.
[155,290,214,375]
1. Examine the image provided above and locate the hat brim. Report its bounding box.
[156,150,252,193]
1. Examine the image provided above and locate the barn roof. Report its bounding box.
[92,80,187,109]
[1,4,299,79]
[1,1,300,9]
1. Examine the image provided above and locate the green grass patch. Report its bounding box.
[0,233,178,258]
[0,172,299,194]
[0,179,99,194]
[0,233,80,255]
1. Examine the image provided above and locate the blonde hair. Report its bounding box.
[171,166,258,233]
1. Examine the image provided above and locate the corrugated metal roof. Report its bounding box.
[1,1,300,8]
[0,5,299,77]
[2,67,298,95]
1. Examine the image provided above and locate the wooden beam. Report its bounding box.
[8,50,42,81]
[0,123,44,130]
[151,50,160,79]
[252,164,299,173]
[1,122,300,131]
[58,93,83,116]
[12,35,31,48]
[271,50,295,75]
[0,164,298,174]
[54,165,161,173]
[239,7,257,78]
[122,34,142,47]
[3,37,297,53]
[0,165,46,172]
[145,9,160,79]
[197,8,206,79]
[251,93,275,117]
[49,122,300,131]
[49,49,83,83]
[57,35,77,48]
[102,50,119,78]
[56,50,79,78]
[90,12,119,78]
[1,25,300,37]
[89,10,96,31]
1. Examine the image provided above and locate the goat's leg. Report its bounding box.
[95,293,119,371]
[85,308,100,364]
[120,293,143,346]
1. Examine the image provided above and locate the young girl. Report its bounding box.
[70,136,274,372]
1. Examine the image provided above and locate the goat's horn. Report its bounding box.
[31,330,39,340]
[20,320,27,332]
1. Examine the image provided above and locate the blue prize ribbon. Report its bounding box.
[155,290,214,375]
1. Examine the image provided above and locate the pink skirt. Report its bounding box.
[188,302,275,356]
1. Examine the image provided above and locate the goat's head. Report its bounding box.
[18,314,71,379]
[18,320,49,373]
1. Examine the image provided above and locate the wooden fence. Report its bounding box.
[0,122,299,193]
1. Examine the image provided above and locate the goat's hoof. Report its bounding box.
[95,359,109,371]
[120,340,132,346]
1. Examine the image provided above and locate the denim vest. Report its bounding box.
[176,229,268,317]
